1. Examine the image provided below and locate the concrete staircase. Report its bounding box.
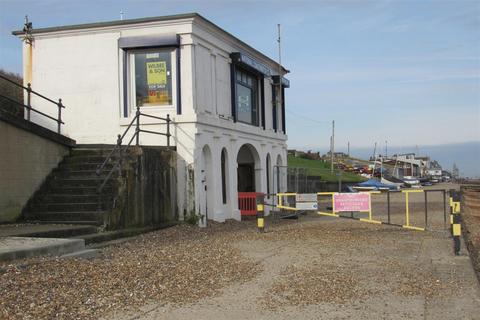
[23,147,118,227]
[11,145,178,250]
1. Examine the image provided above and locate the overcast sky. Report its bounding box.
[1,0,479,151]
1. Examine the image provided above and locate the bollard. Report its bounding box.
[449,189,455,237]
[453,213,461,255]
[450,190,462,255]
[256,193,265,233]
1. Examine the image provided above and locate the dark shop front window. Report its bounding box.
[130,49,173,107]
[236,69,258,126]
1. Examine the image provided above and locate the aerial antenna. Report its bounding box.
[372,142,377,178]
[120,10,124,20]
[22,15,34,44]
[330,120,335,173]
[277,24,282,131]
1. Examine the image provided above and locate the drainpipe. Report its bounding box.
[22,16,34,87]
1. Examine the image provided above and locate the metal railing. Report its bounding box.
[0,73,65,133]
[96,105,172,210]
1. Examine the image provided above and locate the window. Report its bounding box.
[271,84,278,132]
[128,49,175,108]
[266,154,271,198]
[221,149,227,204]
[235,68,258,126]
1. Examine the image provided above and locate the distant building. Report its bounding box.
[391,153,426,178]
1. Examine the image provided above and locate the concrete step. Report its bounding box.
[53,169,115,179]
[0,237,85,262]
[70,148,115,157]
[39,194,112,204]
[58,162,115,171]
[0,224,99,238]
[29,202,101,212]
[76,222,177,245]
[39,185,113,195]
[48,177,116,188]
[26,211,105,224]
[60,248,100,259]
[62,155,119,165]
[25,220,104,226]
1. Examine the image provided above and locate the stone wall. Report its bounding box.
[0,112,74,222]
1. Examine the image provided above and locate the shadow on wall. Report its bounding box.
[106,146,179,230]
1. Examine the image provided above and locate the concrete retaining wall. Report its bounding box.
[0,111,74,222]
[106,146,177,229]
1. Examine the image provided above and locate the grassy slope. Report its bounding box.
[287,155,366,183]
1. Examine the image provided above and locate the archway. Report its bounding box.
[200,145,214,220]
[237,144,261,192]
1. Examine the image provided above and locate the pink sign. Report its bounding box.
[334,193,370,212]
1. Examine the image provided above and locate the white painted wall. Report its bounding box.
[20,15,288,224]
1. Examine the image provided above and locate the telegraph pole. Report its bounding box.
[385,140,388,158]
[347,141,350,157]
[277,24,282,125]
[330,120,335,173]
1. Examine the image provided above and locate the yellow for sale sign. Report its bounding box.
[146,61,167,87]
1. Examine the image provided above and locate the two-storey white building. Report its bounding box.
[13,13,289,224]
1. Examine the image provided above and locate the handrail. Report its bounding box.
[139,112,169,122]
[95,115,137,176]
[96,106,172,211]
[0,74,66,133]
[0,74,65,107]
[0,94,65,124]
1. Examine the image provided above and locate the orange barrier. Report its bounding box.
[238,192,263,216]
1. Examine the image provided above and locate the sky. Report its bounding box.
[0,0,479,171]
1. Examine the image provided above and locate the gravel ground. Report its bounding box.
[1,185,479,319]
[462,187,480,280]
[0,222,258,319]
[108,217,479,320]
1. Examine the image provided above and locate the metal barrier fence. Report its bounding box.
[273,165,345,193]
[265,189,449,231]
[238,192,263,216]
[255,188,462,255]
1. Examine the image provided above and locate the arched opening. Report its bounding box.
[237,144,261,192]
[221,148,229,204]
[266,153,271,198]
[200,145,214,220]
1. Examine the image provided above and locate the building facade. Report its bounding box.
[13,13,289,224]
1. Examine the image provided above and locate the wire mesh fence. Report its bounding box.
[274,165,346,193]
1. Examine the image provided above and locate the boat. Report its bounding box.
[381,177,403,190]
[350,178,399,192]
[402,176,421,187]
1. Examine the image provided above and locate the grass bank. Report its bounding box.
[287,155,366,183]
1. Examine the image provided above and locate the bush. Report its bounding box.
[0,69,24,118]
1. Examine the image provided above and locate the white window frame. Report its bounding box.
[126,47,177,118]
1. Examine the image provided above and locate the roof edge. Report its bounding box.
[12,12,198,36]
[11,12,289,73]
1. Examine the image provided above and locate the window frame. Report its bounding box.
[234,67,260,126]
[123,47,178,118]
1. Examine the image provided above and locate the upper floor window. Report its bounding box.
[128,48,176,109]
[235,68,259,126]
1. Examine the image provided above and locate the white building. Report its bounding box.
[13,13,289,225]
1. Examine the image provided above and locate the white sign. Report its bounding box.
[296,202,318,210]
[296,193,317,202]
